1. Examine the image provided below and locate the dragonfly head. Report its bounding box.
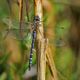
[34,16,40,22]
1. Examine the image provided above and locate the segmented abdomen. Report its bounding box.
[29,31,36,70]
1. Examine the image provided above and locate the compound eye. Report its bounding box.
[34,16,40,21]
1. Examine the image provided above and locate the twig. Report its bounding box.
[19,0,24,40]
[42,1,58,79]
[46,43,58,80]
[25,0,30,21]
[34,0,46,80]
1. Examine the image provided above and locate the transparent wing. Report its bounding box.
[1,18,32,40]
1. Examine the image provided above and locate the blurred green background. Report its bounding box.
[0,0,80,80]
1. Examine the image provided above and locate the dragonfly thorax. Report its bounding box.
[32,16,41,31]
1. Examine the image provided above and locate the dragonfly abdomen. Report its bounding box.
[29,30,36,70]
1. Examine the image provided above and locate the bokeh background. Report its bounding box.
[0,0,80,80]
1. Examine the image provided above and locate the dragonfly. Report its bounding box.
[28,16,41,70]
[1,15,42,70]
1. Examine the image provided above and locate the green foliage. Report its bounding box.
[0,72,7,80]
[0,54,10,64]
[55,19,71,37]
[0,0,9,19]
[54,4,65,14]
[0,0,80,80]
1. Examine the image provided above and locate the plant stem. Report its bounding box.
[19,0,24,40]
[34,0,46,80]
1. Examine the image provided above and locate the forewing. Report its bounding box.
[1,18,32,40]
